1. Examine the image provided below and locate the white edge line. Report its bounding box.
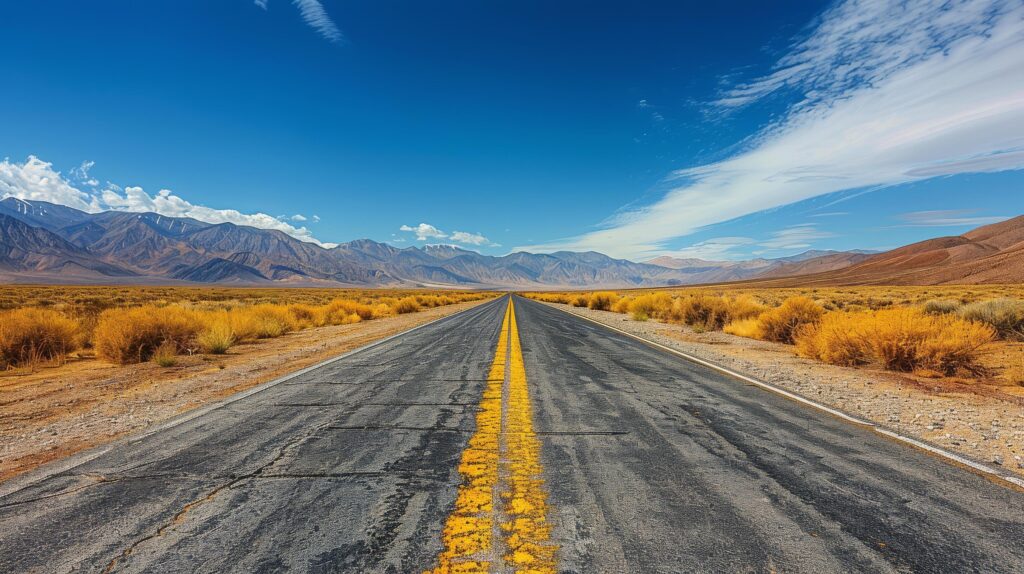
[540,300,1024,490]
[0,298,503,500]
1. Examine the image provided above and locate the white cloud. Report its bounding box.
[289,214,307,222]
[400,223,448,241]
[658,237,755,260]
[0,156,99,212]
[450,230,491,245]
[0,155,334,246]
[400,223,498,246]
[256,0,343,43]
[897,209,1010,227]
[757,224,835,250]
[518,0,1024,259]
[312,214,321,223]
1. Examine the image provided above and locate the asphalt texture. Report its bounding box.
[2,295,1024,573]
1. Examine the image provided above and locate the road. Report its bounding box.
[2,295,1024,573]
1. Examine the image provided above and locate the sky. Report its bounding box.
[1,0,1022,261]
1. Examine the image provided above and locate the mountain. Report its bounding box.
[0,200,704,287]
[0,214,134,278]
[752,216,1024,286]
[2,198,1015,287]
[644,250,876,284]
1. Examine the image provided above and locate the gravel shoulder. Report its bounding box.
[0,299,490,484]
[544,302,1024,478]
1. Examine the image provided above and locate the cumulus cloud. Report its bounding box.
[400,223,448,241]
[399,223,497,246]
[0,155,334,246]
[255,0,344,43]
[518,0,1024,259]
[450,231,491,246]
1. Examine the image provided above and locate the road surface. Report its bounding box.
[2,295,1023,573]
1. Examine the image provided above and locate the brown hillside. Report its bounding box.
[759,215,1024,286]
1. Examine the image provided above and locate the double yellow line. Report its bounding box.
[427,298,558,574]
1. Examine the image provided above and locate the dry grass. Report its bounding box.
[523,284,1024,386]
[1,287,495,368]
[0,308,80,369]
[795,308,995,376]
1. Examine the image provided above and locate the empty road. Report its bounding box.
[2,295,1024,573]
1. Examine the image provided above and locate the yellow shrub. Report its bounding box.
[197,313,236,354]
[570,294,590,307]
[0,308,80,368]
[628,293,673,321]
[324,299,377,323]
[723,318,762,339]
[152,340,178,367]
[94,306,203,364]
[756,296,824,344]
[794,307,995,375]
[675,294,730,330]
[392,296,421,314]
[612,296,633,314]
[245,305,297,339]
[587,291,619,311]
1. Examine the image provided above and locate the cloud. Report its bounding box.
[517,0,1024,259]
[289,214,307,222]
[399,223,498,246]
[0,155,334,246]
[658,237,755,260]
[400,223,448,241]
[897,209,1010,227]
[757,223,835,250]
[256,0,344,44]
[450,231,491,246]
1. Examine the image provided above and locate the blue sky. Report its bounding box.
[1,0,1022,261]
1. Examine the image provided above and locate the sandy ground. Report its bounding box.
[546,302,1024,478]
[0,299,489,484]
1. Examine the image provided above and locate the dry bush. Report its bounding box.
[323,299,376,323]
[197,314,236,354]
[392,296,422,314]
[673,295,725,330]
[0,308,79,368]
[795,308,995,376]
[756,296,824,344]
[152,340,179,367]
[923,299,961,315]
[94,306,203,364]
[628,293,673,321]
[287,304,323,328]
[612,296,633,314]
[247,305,298,338]
[723,318,762,339]
[570,294,590,308]
[958,298,1024,340]
[587,291,619,311]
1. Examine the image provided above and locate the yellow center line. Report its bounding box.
[427,298,558,574]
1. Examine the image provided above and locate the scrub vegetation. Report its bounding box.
[0,286,495,369]
[525,285,1024,384]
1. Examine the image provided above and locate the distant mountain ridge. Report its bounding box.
[5,197,1004,288]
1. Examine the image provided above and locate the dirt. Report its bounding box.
[548,303,1024,478]
[0,300,489,484]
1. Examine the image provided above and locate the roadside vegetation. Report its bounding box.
[0,287,495,369]
[524,285,1024,385]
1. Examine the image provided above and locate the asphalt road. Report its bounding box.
[2,295,1024,573]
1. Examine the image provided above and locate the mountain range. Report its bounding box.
[0,197,1019,288]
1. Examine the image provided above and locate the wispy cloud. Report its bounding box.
[0,155,335,246]
[255,0,344,44]
[518,0,1024,259]
[897,209,1010,227]
[450,230,492,246]
[757,223,835,250]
